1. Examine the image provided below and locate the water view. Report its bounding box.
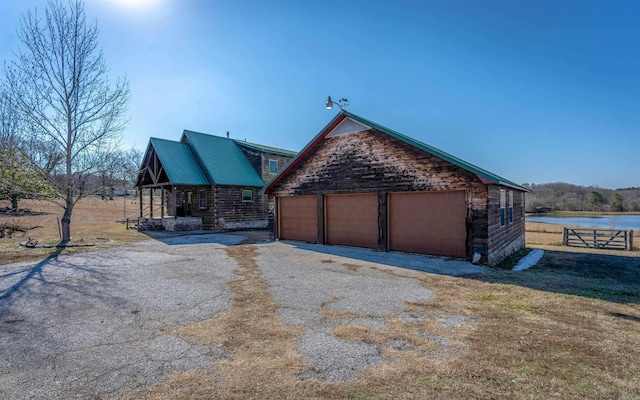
[526,215,640,230]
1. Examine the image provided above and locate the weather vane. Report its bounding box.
[326,96,349,110]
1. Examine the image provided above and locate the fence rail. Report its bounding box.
[562,228,634,250]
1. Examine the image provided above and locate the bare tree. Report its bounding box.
[3,0,130,243]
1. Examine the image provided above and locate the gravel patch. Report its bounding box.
[427,310,479,329]
[1,234,481,395]
[398,310,428,324]
[256,241,450,382]
[0,234,241,398]
[385,339,409,350]
[417,331,451,347]
[297,326,383,381]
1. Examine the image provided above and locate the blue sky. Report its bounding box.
[1,0,638,189]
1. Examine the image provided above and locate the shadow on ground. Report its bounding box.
[281,241,640,305]
[478,249,640,305]
[139,230,272,246]
[283,241,490,277]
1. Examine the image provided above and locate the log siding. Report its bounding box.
[487,186,526,265]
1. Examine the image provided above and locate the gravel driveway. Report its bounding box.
[0,233,488,398]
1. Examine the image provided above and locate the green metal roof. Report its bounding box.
[234,140,298,157]
[263,111,528,194]
[149,138,209,185]
[182,130,265,187]
[342,111,528,192]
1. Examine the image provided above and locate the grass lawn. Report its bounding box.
[1,199,639,399]
[0,197,147,264]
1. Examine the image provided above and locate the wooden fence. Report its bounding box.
[562,228,634,250]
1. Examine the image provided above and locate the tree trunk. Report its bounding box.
[60,191,74,244]
[10,194,19,211]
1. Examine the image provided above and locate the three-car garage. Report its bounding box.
[277,191,467,259]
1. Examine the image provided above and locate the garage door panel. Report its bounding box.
[325,194,378,249]
[389,191,466,258]
[279,196,317,242]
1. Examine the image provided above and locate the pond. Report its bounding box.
[526,215,640,230]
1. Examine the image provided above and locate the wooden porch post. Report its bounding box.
[161,187,165,218]
[139,188,143,218]
[150,189,154,218]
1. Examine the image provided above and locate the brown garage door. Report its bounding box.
[325,193,378,249]
[388,191,466,258]
[278,196,317,242]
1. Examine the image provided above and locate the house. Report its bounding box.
[135,130,296,230]
[262,110,529,266]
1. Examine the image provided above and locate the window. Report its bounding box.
[499,189,506,226]
[199,190,206,209]
[242,189,253,202]
[508,190,514,223]
[269,159,278,174]
[175,191,181,205]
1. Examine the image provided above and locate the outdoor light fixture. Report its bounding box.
[326,96,349,110]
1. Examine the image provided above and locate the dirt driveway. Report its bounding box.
[0,233,488,399]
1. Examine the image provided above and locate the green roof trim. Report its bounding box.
[342,110,528,192]
[149,138,209,185]
[182,130,265,187]
[234,140,298,157]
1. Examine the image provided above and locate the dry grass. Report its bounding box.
[122,254,639,399]
[115,245,639,399]
[3,203,638,398]
[527,221,640,253]
[0,198,147,265]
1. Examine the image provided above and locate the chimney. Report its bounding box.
[226,131,229,138]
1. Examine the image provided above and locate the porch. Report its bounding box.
[135,216,203,232]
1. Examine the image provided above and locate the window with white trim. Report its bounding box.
[242,189,253,202]
[500,189,506,226]
[269,159,278,174]
[199,190,206,209]
[508,190,514,223]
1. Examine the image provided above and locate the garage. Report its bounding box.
[325,193,378,249]
[278,195,317,242]
[388,191,467,258]
[263,110,528,265]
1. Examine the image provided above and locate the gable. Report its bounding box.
[137,138,210,187]
[262,111,528,194]
[326,118,371,138]
[266,128,483,195]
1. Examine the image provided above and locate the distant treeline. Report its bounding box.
[523,182,640,212]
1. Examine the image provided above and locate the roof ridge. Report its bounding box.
[342,110,527,191]
[181,130,265,187]
[183,130,297,155]
[233,139,298,156]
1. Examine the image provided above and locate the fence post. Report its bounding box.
[562,227,568,246]
[629,230,634,251]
